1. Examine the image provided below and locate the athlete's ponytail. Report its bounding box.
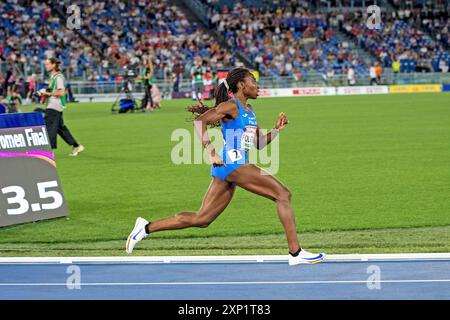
[186,101,220,127]
[213,80,230,108]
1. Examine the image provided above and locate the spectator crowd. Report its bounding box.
[1,0,449,107]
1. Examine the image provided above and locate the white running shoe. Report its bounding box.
[288,249,326,266]
[69,145,85,156]
[125,217,149,254]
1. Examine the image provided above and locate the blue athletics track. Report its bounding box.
[0,254,449,300]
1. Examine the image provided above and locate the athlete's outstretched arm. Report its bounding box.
[254,112,288,149]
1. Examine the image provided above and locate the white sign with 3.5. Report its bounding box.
[1,181,63,215]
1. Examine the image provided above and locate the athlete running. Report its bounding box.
[126,67,325,265]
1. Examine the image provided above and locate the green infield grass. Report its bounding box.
[1,93,449,256]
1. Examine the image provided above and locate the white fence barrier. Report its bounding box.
[337,85,390,95]
[71,84,444,103]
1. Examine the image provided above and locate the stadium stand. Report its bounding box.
[0,0,238,84]
[0,0,449,94]
[0,1,104,79]
[70,0,237,80]
[341,8,449,72]
[201,0,369,78]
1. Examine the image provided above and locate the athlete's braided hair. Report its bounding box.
[186,67,252,127]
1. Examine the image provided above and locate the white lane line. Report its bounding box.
[0,279,449,286]
[1,253,450,264]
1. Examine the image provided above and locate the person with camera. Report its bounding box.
[38,58,84,156]
[4,93,22,113]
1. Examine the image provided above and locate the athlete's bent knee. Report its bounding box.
[195,217,212,228]
[276,187,292,203]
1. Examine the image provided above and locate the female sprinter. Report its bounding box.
[126,67,325,265]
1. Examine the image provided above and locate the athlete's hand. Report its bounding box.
[210,152,226,167]
[274,112,288,130]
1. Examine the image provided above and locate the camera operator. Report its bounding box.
[4,93,22,113]
[121,65,137,93]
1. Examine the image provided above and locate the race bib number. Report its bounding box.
[240,126,257,151]
[227,149,243,162]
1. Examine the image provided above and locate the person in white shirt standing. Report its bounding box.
[369,64,378,85]
[39,58,84,156]
[347,66,356,86]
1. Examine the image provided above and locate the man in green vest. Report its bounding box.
[191,61,205,100]
[141,59,155,111]
[393,59,400,73]
[392,57,400,84]
[40,58,84,156]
